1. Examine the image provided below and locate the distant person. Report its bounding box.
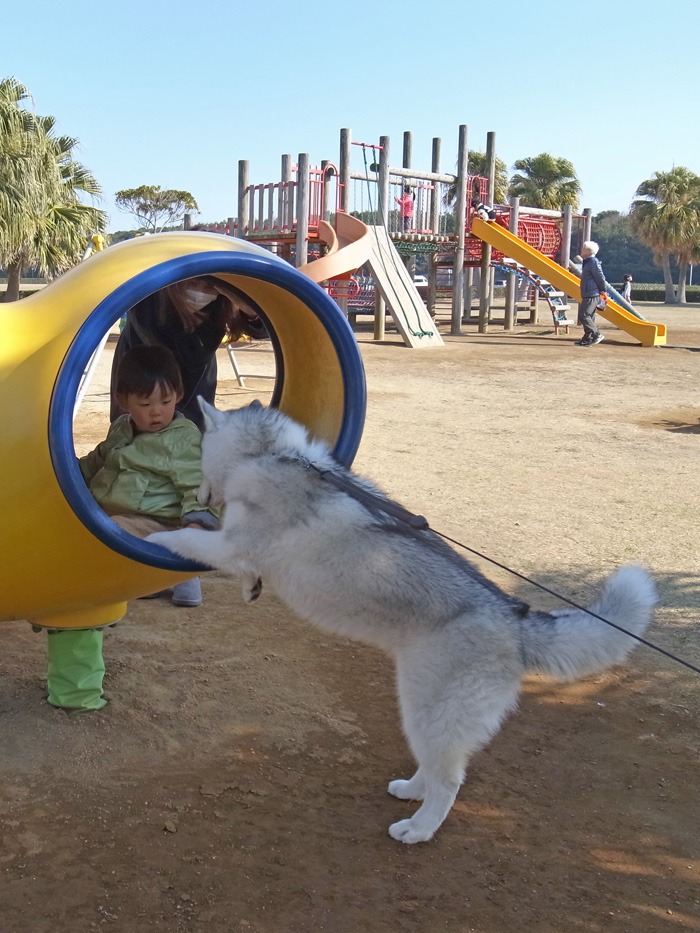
[81,345,219,608]
[622,274,633,303]
[575,241,607,347]
[472,197,496,221]
[395,185,415,233]
[111,277,266,429]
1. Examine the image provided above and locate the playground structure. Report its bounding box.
[0,233,366,660]
[234,127,666,347]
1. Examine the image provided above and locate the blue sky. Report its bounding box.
[6,0,699,231]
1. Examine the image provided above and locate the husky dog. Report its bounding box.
[148,400,656,844]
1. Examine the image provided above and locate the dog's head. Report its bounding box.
[196,398,331,507]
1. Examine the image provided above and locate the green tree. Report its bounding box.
[0,78,39,270]
[508,153,581,210]
[629,167,700,303]
[115,185,198,232]
[1,78,105,301]
[444,151,508,207]
[592,211,665,284]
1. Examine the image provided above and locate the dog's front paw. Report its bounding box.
[146,531,176,550]
[388,778,424,801]
[243,576,263,603]
[388,818,435,845]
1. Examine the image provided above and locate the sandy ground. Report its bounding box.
[1,304,699,932]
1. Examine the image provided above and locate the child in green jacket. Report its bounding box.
[80,344,218,607]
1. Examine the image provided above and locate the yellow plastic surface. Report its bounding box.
[471,216,667,347]
[0,233,351,629]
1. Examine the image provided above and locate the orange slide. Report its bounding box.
[299,212,371,284]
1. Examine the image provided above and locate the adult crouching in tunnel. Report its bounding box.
[110,276,267,429]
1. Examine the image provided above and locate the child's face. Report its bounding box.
[122,385,180,433]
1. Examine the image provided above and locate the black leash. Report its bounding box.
[304,459,700,677]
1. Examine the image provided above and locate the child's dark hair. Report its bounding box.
[403,185,411,194]
[115,344,184,399]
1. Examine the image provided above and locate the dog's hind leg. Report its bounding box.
[388,645,519,844]
[388,741,464,844]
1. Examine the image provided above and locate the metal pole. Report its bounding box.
[478,131,496,332]
[374,135,390,340]
[237,160,250,240]
[504,195,520,330]
[295,153,310,267]
[452,124,468,334]
[339,128,351,212]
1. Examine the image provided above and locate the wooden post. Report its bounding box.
[478,131,496,333]
[339,128,351,212]
[504,195,520,329]
[183,213,192,230]
[402,131,412,170]
[452,124,468,334]
[402,132,415,275]
[321,159,333,223]
[427,253,437,318]
[295,153,310,267]
[561,203,572,269]
[373,135,390,341]
[337,131,352,318]
[429,137,441,235]
[237,160,250,240]
[226,216,234,237]
[464,267,474,321]
[583,207,592,244]
[278,154,291,230]
[266,184,274,230]
[427,138,441,317]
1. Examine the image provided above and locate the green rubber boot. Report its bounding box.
[46,629,108,711]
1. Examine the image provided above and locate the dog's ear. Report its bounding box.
[249,400,264,411]
[198,396,225,431]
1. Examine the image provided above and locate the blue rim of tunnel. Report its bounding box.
[49,251,367,570]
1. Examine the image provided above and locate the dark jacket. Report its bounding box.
[110,292,230,429]
[580,255,606,299]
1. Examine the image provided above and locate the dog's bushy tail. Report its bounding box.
[521,566,657,681]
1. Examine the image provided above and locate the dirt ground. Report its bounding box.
[1,304,699,932]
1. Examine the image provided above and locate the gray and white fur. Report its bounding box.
[148,400,657,844]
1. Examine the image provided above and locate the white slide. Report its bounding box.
[366,226,444,348]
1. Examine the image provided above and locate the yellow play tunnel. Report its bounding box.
[0,233,366,630]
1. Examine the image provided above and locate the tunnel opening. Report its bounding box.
[48,249,366,571]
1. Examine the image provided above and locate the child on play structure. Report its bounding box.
[79,344,219,607]
[472,197,496,221]
[395,185,415,232]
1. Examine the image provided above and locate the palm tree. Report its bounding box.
[508,153,581,210]
[0,78,40,264]
[444,151,508,208]
[0,81,105,302]
[629,167,700,304]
